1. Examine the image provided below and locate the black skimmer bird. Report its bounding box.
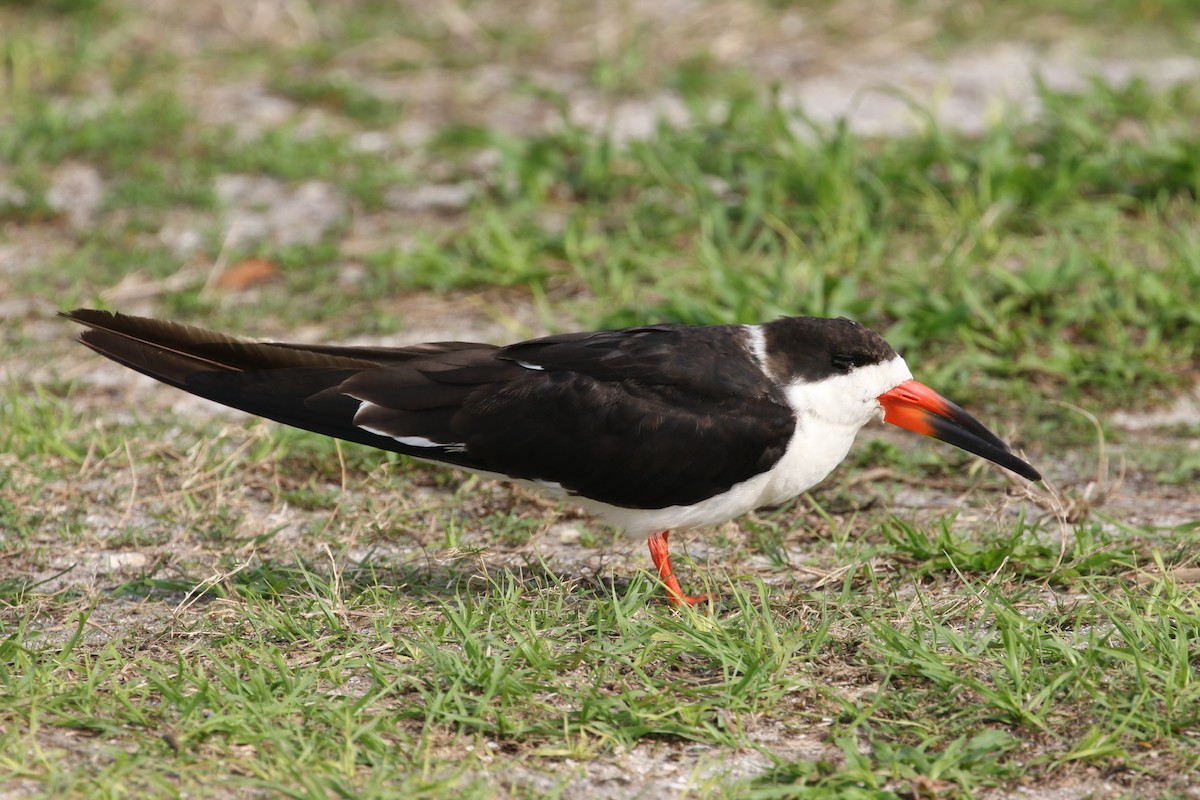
[64,309,1040,606]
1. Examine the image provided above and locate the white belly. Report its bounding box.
[580,416,865,536]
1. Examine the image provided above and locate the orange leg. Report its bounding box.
[647,530,707,607]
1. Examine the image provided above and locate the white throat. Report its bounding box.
[759,353,912,503]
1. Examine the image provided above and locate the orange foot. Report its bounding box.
[647,530,708,607]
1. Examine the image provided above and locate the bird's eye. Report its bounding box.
[831,353,856,372]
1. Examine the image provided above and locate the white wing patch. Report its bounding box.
[353,400,467,452]
[394,435,451,449]
[516,360,545,371]
[744,325,773,380]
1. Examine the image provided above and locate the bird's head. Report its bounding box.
[768,317,1040,482]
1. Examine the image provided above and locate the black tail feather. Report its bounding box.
[62,310,403,451]
[61,309,379,377]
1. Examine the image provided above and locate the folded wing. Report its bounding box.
[64,310,795,509]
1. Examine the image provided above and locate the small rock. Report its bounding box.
[385,181,478,213]
[216,174,346,247]
[106,552,148,570]
[47,163,104,229]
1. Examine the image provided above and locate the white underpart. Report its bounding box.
[744,325,773,380]
[592,353,914,536]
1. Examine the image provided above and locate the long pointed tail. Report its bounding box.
[63,309,379,383]
[62,309,393,447]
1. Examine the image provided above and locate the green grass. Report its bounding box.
[5,546,1198,797]
[3,0,1200,797]
[13,76,1198,403]
[3,372,1198,796]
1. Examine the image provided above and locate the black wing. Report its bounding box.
[64,311,795,509]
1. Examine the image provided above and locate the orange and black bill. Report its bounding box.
[877,380,1041,481]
